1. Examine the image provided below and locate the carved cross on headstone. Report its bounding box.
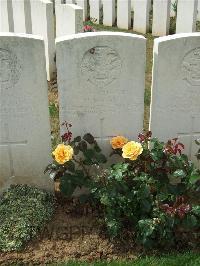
[0,123,27,178]
[93,118,115,147]
[178,117,200,161]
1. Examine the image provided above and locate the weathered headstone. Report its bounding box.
[56,3,83,37]
[117,0,131,30]
[152,0,171,36]
[150,33,200,168]
[76,0,88,21]
[102,0,115,27]
[176,0,198,33]
[56,32,146,154]
[133,0,151,34]
[0,0,14,32]
[0,33,52,190]
[198,1,200,21]
[31,0,55,81]
[12,0,32,33]
[89,0,102,24]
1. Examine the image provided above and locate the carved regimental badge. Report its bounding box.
[81,46,122,87]
[0,49,21,89]
[182,47,200,86]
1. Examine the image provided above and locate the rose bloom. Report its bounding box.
[122,141,143,161]
[110,136,128,149]
[52,144,73,164]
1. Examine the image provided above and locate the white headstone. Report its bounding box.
[0,0,14,32]
[131,0,134,11]
[56,4,83,37]
[76,0,88,21]
[152,0,171,36]
[56,32,146,154]
[117,0,131,30]
[0,33,52,190]
[198,0,200,21]
[89,0,102,24]
[12,0,32,33]
[102,0,115,27]
[31,0,55,81]
[150,33,200,168]
[176,0,198,33]
[133,0,151,34]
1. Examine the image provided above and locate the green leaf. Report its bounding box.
[95,153,107,164]
[94,141,101,153]
[189,170,200,184]
[192,206,200,216]
[65,161,75,172]
[73,136,81,143]
[60,173,77,197]
[83,133,95,144]
[73,146,79,155]
[173,169,186,178]
[84,149,95,159]
[78,140,87,152]
[183,215,198,229]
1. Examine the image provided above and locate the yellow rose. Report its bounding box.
[52,144,73,164]
[110,136,128,149]
[122,141,143,161]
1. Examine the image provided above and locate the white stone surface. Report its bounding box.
[131,0,134,11]
[56,32,146,155]
[198,0,200,21]
[133,0,151,34]
[56,4,83,37]
[0,0,13,32]
[31,0,55,81]
[152,0,171,36]
[176,0,198,33]
[89,0,102,24]
[12,0,32,33]
[76,0,88,21]
[0,33,52,190]
[150,33,200,168]
[102,0,115,26]
[117,0,131,29]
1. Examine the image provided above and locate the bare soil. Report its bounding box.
[0,201,139,265]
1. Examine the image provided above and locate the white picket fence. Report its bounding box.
[1,0,200,80]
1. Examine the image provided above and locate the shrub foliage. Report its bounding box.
[0,185,55,251]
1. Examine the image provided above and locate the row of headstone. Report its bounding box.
[88,0,200,35]
[55,3,83,37]
[0,0,84,80]
[0,32,199,192]
[0,0,55,80]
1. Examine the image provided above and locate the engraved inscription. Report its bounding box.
[182,47,200,86]
[0,49,21,89]
[81,46,122,87]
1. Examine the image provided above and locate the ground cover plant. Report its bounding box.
[0,185,55,251]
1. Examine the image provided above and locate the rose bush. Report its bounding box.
[91,131,200,249]
[45,122,107,199]
[46,124,200,249]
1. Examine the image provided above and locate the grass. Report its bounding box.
[49,252,200,265]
